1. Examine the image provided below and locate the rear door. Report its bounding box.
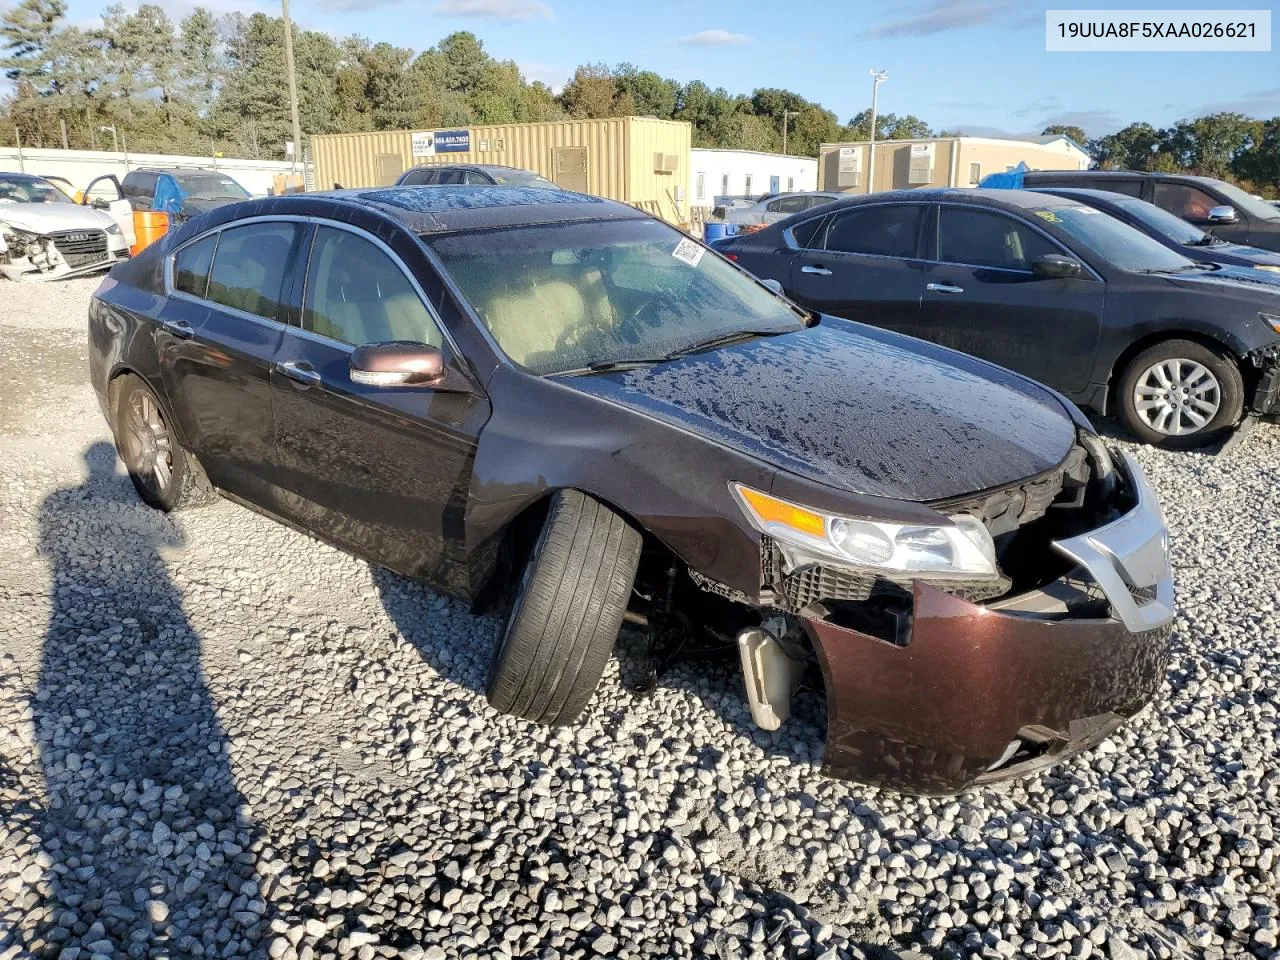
[785,202,927,333]
[269,223,490,589]
[915,204,1105,393]
[159,219,302,502]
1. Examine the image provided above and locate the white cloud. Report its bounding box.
[867,0,1011,38]
[518,61,570,93]
[433,0,552,22]
[678,28,751,46]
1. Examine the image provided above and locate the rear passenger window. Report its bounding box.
[206,222,297,319]
[402,169,436,186]
[437,170,466,185]
[937,207,1058,271]
[790,216,827,249]
[823,205,922,258]
[173,234,217,298]
[303,227,443,348]
[1101,180,1144,197]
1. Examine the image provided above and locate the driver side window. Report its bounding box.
[303,227,443,348]
[1152,183,1219,222]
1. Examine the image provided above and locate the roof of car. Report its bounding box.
[1022,186,1128,203]
[280,185,649,235]
[818,188,1082,210]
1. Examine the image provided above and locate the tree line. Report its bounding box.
[1,0,1275,193]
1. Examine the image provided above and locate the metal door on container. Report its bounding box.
[553,146,589,193]
[377,154,404,187]
[269,223,490,592]
[159,220,302,503]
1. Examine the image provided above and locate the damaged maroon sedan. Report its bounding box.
[88,186,1176,795]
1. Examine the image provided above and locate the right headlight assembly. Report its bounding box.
[731,483,998,582]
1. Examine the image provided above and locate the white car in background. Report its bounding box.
[0,173,132,281]
[725,191,842,228]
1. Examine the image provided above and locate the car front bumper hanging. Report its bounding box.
[802,452,1175,795]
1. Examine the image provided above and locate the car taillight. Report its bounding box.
[725,253,739,261]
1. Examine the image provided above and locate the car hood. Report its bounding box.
[1162,265,1280,293]
[0,201,116,233]
[1206,242,1280,267]
[180,197,246,219]
[562,321,1078,502]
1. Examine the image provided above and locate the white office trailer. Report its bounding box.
[689,149,819,211]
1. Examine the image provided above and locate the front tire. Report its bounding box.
[487,490,642,726]
[110,374,215,511]
[1116,339,1244,447]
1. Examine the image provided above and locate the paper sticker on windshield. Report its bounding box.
[1033,210,1063,224]
[672,237,705,267]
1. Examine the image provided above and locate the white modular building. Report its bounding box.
[689,148,819,211]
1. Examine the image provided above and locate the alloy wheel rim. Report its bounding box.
[125,390,173,494]
[1133,358,1221,437]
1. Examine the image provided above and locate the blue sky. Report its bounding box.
[47,0,1280,138]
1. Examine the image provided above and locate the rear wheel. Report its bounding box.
[1116,339,1243,447]
[487,490,642,726]
[110,374,215,511]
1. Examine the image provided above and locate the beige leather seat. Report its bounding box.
[485,280,588,367]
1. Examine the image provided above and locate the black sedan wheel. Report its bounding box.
[487,489,641,726]
[111,374,215,511]
[1117,340,1243,447]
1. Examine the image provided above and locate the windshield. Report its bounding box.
[1103,194,1209,244]
[173,173,251,201]
[430,218,804,375]
[1033,204,1199,273]
[1204,178,1280,221]
[0,175,73,204]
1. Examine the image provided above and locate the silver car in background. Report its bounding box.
[0,173,131,281]
[726,191,842,227]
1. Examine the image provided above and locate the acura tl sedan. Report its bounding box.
[89,186,1175,794]
[717,189,1280,447]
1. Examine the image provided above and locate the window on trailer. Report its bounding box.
[969,162,981,186]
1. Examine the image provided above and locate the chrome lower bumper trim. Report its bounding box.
[1052,451,1175,633]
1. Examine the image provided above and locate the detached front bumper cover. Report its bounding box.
[803,450,1175,795]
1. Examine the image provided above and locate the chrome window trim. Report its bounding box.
[164,214,460,356]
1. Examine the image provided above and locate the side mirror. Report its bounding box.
[350,341,446,387]
[1032,254,1083,280]
[761,278,784,295]
[90,197,110,210]
[1206,204,1238,224]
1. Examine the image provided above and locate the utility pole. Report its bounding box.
[282,0,303,176]
[866,69,888,195]
[782,109,798,156]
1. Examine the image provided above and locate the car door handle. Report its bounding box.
[158,319,194,339]
[926,282,965,294]
[801,264,832,276]
[275,360,322,386]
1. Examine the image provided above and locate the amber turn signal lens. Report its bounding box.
[736,486,826,538]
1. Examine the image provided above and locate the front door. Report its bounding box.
[1152,181,1250,244]
[785,202,927,334]
[81,175,135,246]
[915,204,1105,395]
[158,220,302,502]
[270,224,490,594]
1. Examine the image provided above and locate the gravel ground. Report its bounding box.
[0,277,1278,960]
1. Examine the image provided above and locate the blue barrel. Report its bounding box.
[704,222,739,242]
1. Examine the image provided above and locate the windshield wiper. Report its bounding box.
[663,327,793,358]
[552,328,794,378]
[553,358,669,377]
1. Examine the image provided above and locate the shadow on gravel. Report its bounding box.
[21,442,272,957]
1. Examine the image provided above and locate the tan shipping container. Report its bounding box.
[311,117,692,225]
